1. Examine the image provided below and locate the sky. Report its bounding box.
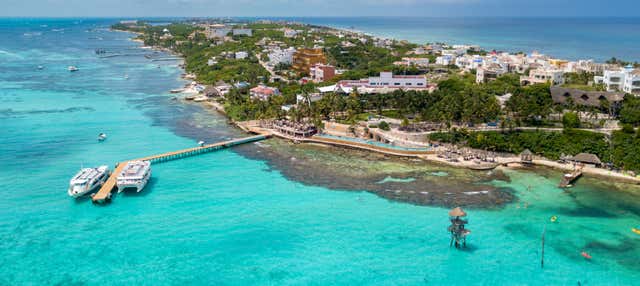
[1,0,639,17]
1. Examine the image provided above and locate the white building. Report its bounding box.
[205,27,231,39]
[283,28,298,38]
[476,64,508,84]
[332,72,430,94]
[520,69,565,86]
[394,57,430,67]
[267,47,296,66]
[600,66,640,94]
[455,55,484,70]
[235,51,249,60]
[435,55,455,66]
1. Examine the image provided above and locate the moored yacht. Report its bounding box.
[68,66,79,72]
[68,166,110,197]
[116,161,151,193]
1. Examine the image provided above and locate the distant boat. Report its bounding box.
[124,74,129,80]
[68,66,79,72]
[198,141,205,147]
[98,133,107,142]
[37,65,44,70]
[68,166,110,198]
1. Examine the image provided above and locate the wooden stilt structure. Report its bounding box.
[448,207,470,249]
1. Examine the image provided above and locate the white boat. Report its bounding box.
[98,133,107,141]
[68,66,79,72]
[37,65,44,70]
[116,161,151,193]
[124,74,129,80]
[68,166,110,197]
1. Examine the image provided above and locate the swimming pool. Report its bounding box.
[316,134,431,152]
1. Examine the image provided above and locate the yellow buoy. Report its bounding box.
[550,216,558,223]
[632,228,640,235]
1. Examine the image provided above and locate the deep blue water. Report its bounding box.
[1,18,640,285]
[264,17,640,62]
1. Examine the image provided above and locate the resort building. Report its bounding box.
[550,87,624,109]
[235,51,248,60]
[283,28,298,38]
[292,48,326,74]
[520,68,565,86]
[455,55,484,70]
[267,47,296,66]
[476,63,508,83]
[394,57,430,67]
[598,66,640,94]
[250,85,280,101]
[310,64,336,83]
[330,72,430,94]
[435,55,455,66]
[205,27,231,39]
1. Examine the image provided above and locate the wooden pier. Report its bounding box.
[91,134,269,204]
[559,167,583,188]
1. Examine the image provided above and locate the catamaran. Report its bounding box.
[116,161,151,193]
[68,166,110,197]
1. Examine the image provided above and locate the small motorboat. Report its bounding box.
[198,141,205,147]
[98,133,107,142]
[68,66,79,72]
[37,65,44,70]
[124,74,129,80]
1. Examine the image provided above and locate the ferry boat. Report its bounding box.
[116,161,151,193]
[68,66,79,72]
[68,166,110,197]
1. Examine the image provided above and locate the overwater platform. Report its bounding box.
[91,134,269,204]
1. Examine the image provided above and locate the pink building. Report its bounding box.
[250,85,280,101]
[310,64,336,83]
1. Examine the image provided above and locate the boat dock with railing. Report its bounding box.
[91,134,269,204]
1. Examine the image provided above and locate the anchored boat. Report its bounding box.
[116,161,151,193]
[68,166,110,197]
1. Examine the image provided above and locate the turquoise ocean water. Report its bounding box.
[273,17,640,62]
[1,18,640,285]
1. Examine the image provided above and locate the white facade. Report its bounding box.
[395,57,430,67]
[367,72,427,87]
[235,51,249,60]
[436,55,455,66]
[455,55,484,70]
[267,47,295,66]
[520,69,565,85]
[283,29,298,38]
[476,64,507,83]
[232,29,252,36]
[601,66,640,94]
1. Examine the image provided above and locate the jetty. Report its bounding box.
[91,134,269,204]
[559,166,583,188]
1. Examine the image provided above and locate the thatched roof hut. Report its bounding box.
[520,149,533,163]
[449,207,467,217]
[569,153,602,165]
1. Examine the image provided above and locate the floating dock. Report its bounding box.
[91,134,269,204]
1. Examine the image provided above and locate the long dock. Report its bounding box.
[91,134,269,204]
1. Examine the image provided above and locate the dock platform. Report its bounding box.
[91,134,269,204]
[559,167,583,188]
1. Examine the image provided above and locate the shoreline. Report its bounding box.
[121,24,640,186]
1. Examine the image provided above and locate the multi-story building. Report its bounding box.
[310,64,336,83]
[476,63,508,84]
[520,68,565,86]
[598,66,640,94]
[250,85,280,101]
[435,55,455,66]
[331,72,430,94]
[292,48,326,74]
[267,47,296,66]
[393,57,430,67]
[232,28,252,37]
[283,28,298,38]
[235,51,248,60]
[455,55,484,70]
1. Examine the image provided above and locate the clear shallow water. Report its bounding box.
[1,18,640,285]
[267,17,640,62]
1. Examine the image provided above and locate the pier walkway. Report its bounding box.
[91,134,269,204]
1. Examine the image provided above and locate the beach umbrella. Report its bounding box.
[449,207,467,217]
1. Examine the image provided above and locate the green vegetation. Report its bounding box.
[562,112,581,129]
[619,96,640,126]
[430,129,610,162]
